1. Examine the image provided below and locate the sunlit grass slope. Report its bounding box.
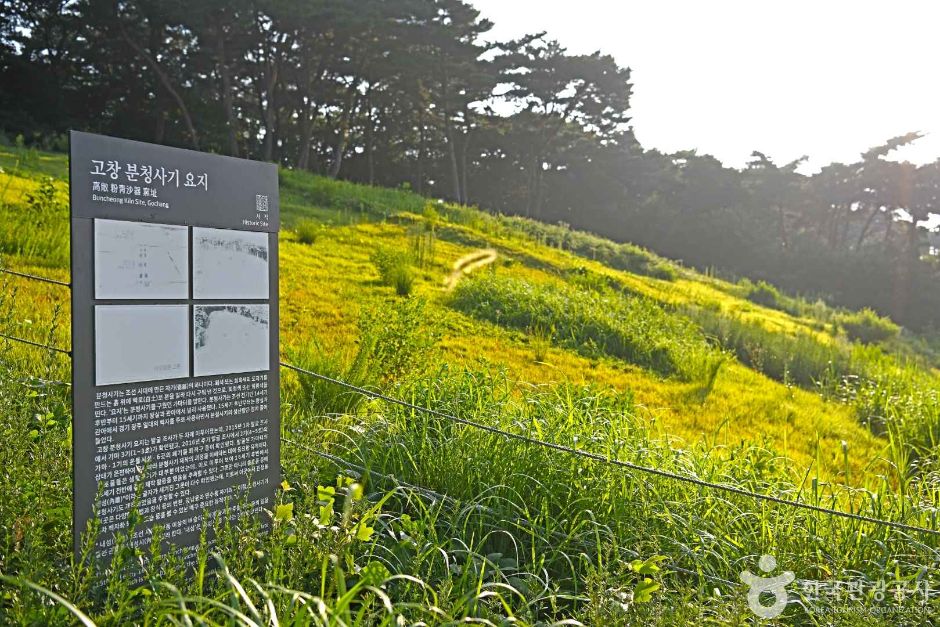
[3,144,940,624]
[0,144,928,485]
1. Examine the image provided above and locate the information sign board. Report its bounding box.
[69,131,280,562]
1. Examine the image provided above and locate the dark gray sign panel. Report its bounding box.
[70,131,280,564]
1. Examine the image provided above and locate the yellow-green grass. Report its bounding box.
[5,145,940,624]
[0,150,915,489]
[276,221,884,483]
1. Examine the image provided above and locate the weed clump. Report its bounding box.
[288,298,439,416]
[529,321,553,362]
[294,218,320,244]
[743,280,782,309]
[370,247,415,296]
[837,308,900,345]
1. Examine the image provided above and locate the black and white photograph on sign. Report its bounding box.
[94,305,190,385]
[192,227,269,299]
[94,219,189,299]
[193,304,269,377]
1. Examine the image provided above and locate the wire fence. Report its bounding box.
[3,266,940,540]
[281,435,742,588]
[0,331,71,356]
[279,362,940,538]
[0,266,71,288]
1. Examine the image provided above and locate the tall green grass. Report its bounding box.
[837,307,901,345]
[0,174,69,268]
[684,304,940,457]
[3,346,939,624]
[369,247,416,296]
[450,273,722,381]
[438,203,679,280]
[733,277,836,324]
[495,216,679,280]
[3,143,940,624]
[286,299,439,417]
[332,365,940,623]
[684,304,847,388]
[280,169,425,225]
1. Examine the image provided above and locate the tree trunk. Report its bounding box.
[328,82,359,179]
[839,203,854,249]
[261,69,277,162]
[297,99,315,171]
[296,66,327,171]
[272,88,285,163]
[825,204,842,248]
[416,110,425,195]
[216,26,239,157]
[365,91,375,185]
[440,79,461,202]
[892,222,920,322]
[154,109,166,144]
[460,132,470,206]
[534,165,545,219]
[257,24,283,163]
[855,204,880,250]
[526,155,540,217]
[118,19,199,149]
[883,212,895,245]
[444,121,461,203]
[776,205,790,249]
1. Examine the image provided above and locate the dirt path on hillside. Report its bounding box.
[444,248,498,290]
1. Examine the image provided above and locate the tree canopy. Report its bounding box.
[2,0,939,328]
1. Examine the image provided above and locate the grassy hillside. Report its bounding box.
[1,144,939,624]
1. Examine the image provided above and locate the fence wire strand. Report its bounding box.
[0,332,71,356]
[0,267,71,288]
[279,361,940,539]
[281,435,742,588]
[2,262,939,540]
[2,170,935,597]
[282,435,454,504]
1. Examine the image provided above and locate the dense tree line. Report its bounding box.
[2,0,939,329]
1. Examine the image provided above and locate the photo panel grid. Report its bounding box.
[192,227,269,300]
[94,305,190,386]
[193,304,270,377]
[94,219,189,299]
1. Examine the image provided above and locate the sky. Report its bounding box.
[469,0,940,175]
